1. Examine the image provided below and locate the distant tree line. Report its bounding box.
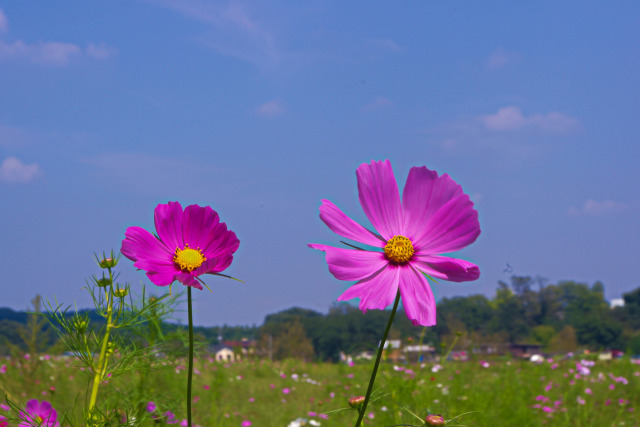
[1,277,639,361]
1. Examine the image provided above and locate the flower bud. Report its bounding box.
[74,318,88,333]
[106,342,117,356]
[96,277,112,288]
[425,414,445,426]
[348,396,365,409]
[113,288,128,298]
[99,257,118,269]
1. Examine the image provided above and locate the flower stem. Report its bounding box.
[88,269,115,412]
[187,286,194,427]
[354,290,401,427]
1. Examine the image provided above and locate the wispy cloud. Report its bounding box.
[257,99,285,117]
[147,0,281,69]
[372,38,405,53]
[486,48,520,70]
[364,96,393,111]
[482,106,579,133]
[0,10,115,66]
[568,200,628,216]
[81,152,237,199]
[0,156,41,183]
[0,9,8,33]
[428,106,581,162]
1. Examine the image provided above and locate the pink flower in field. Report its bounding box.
[550,363,559,370]
[241,421,252,427]
[165,411,178,424]
[0,404,9,411]
[585,388,592,395]
[121,201,239,289]
[146,401,156,413]
[203,385,210,390]
[609,384,615,390]
[309,160,480,326]
[542,406,553,413]
[605,399,611,406]
[0,365,6,374]
[19,400,60,427]
[576,396,585,405]
[576,362,590,375]
[282,388,291,394]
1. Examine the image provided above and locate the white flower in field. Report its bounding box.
[431,364,442,373]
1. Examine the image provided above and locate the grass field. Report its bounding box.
[1,353,638,426]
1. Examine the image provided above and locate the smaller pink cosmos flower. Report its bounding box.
[121,202,239,289]
[19,400,59,427]
[241,421,252,427]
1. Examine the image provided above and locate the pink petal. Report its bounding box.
[356,160,403,240]
[412,255,480,282]
[411,189,480,255]
[308,244,388,281]
[398,266,437,326]
[145,270,177,287]
[198,253,235,275]
[337,264,401,312]
[402,167,462,240]
[121,226,175,271]
[37,401,52,418]
[201,223,240,259]
[318,200,385,247]
[182,204,219,250]
[175,272,203,290]
[154,201,185,251]
[25,400,39,414]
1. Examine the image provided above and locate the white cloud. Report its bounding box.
[86,43,117,60]
[373,38,404,53]
[364,96,393,111]
[482,106,579,133]
[147,0,281,69]
[0,157,41,183]
[568,200,628,216]
[257,100,284,117]
[0,9,114,66]
[0,8,8,33]
[486,48,520,70]
[0,40,81,65]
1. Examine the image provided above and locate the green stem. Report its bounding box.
[442,334,461,365]
[88,269,115,412]
[187,286,194,427]
[354,290,401,427]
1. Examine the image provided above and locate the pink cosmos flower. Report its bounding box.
[19,400,60,427]
[121,201,239,290]
[309,160,480,326]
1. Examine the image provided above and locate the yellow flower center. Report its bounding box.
[173,245,207,272]
[35,416,44,424]
[384,235,414,264]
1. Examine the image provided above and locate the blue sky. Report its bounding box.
[1,1,638,326]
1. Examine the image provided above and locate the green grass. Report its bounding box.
[1,354,638,426]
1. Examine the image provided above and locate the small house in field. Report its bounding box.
[212,344,235,362]
[509,343,542,359]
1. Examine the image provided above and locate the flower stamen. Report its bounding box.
[173,244,206,272]
[384,235,414,264]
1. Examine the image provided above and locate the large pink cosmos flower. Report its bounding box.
[309,160,480,326]
[121,201,239,290]
[19,400,59,427]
